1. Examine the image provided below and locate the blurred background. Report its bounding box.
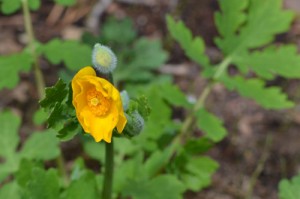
[1,0,300,198]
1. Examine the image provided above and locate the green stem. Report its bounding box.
[102,140,114,199]
[21,0,45,98]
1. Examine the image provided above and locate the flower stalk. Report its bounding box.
[102,140,114,199]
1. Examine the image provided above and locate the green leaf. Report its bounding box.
[20,129,60,160]
[221,75,294,109]
[215,0,248,39]
[40,79,68,109]
[102,17,137,45]
[181,156,219,191]
[0,111,21,182]
[160,82,191,108]
[123,175,185,199]
[144,146,174,178]
[195,108,227,142]
[33,108,48,125]
[28,0,41,10]
[41,39,92,70]
[0,52,33,89]
[26,168,60,199]
[1,0,21,14]
[279,174,300,199]
[131,38,168,69]
[54,0,76,6]
[0,182,21,199]
[62,171,99,199]
[234,45,300,79]
[166,15,210,68]
[83,141,105,163]
[15,159,43,188]
[215,0,294,58]
[184,137,213,155]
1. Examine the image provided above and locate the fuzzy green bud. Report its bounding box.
[124,111,145,137]
[92,43,117,74]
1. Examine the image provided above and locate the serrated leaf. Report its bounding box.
[215,0,248,40]
[40,79,68,110]
[215,0,294,58]
[195,108,227,142]
[0,182,21,199]
[123,175,185,199]
[57,119,80,141]
[0,52,33,89]
[20,130,60,160]
[166,15,210,68]
[1,0,21,14]
[221,75,294,109]
[54,0,76,6]
[279,175,300,199]
[234,45,300,79]
[26,168,60,199]
[41,39,92,70]
[62,171,99,199]
[181,156,219,191]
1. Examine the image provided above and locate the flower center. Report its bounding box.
[86,89,111,116]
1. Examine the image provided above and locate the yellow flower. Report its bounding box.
[72,66,127,143]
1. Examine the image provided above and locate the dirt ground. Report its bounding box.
[1,0,300,198]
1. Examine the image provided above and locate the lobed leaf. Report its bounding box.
[195,108,227,142]
[0,182,21,199]
[234,45,300,79]
[221,75,294,109]
[180,156,219,191]
[215,0,294,58]
[166,15,210,68]
[279,175,300,199]
[122,175,185,199]
[41,39,92,71]
[0,52,33,90]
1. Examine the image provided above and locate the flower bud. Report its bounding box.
[124,111,145,137]
[92,43,117,74]
[120,90,130,111]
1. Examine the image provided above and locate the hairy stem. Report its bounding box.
[103,141,114,199]
[21,0,45,98]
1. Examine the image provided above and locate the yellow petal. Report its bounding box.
[117,113,127,133]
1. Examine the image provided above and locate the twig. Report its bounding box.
[245,134,273,199]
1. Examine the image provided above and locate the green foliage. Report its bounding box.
[54,0,76,6]
[179,156,219,191]
[167,0,297,111]
[40,39,92,71]
[195,108,227,142]
[221,75,294,109]
[40,79,80,141]
[0,51,33,89]
[279,174,300,199]
[62,171,100,199]
[166,15,210,68]
[0,182,21,199]
[123,175,185,199]
[0,0,75,14]
[0,111,60,183]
